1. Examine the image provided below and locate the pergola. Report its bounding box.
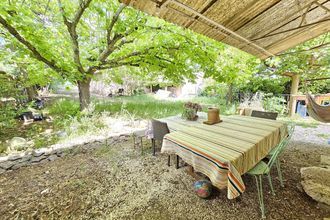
[121,0,330,59]
[121,0,330,116]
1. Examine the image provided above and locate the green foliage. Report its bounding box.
[0,0,225,106]
[48,98,80,119]
[0,144,7,154]
[0,104,18,130]
[182,107,197,120]
[210,47,259,85]
[263,95,287,115]
[264,33,330,94]
[239,72,290,94]
[200,81,228,97]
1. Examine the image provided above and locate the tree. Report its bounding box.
[0,0,223,110]
[0,38,60,101]
[205,46,259,103]
[265,33,330,94]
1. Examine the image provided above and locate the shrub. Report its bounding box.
[263,95,287,115]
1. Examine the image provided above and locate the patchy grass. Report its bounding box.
[278,116,320,128]
[316,133,330,139]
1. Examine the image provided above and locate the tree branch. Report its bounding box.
[107,3,126,45]
[0,15,64,75]
[57,0,92,73]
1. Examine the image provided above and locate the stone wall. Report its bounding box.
[0,134,130,174]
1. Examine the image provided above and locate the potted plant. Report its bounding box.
[182,102,202,121]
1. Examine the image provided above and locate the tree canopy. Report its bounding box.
[0,0,224,109]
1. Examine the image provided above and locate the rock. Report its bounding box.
[0,168,5,174]
[56,131,67,138]
[8,137,28,151]
[20,154,32,162]
[48,155,58,161]
[39,158,48,164]
[30,156,47,163]
[11,161,28,170]
[56,151,64,157]
[301,166,330,206]
[321,155,330,166]
[32,150,45,157]
[0,160,16,169]
[43,129,53,135]
[8,155,22,161]
[41,188,50,195]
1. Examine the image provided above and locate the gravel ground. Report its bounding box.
[0,124,329,220]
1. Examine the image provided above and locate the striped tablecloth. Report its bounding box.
[161,114,288,199]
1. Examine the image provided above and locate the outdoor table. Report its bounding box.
[160,114,288,199]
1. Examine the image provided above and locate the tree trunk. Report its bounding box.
[26,86,37,101]
[78,78,91,110]
[226,84,234,104]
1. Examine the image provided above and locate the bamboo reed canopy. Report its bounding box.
[121,0,330,59]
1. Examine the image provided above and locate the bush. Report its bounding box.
[263,95,287,115]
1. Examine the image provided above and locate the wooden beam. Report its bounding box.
[252,1,321,41]
[159,0,171,9]
[288,74,300,117]
[166,5,231,38]
[185,0,218,28]
[299,3,313,27]
[120,0,131,5]
[315,0,330,12]
[252,17,330,41]
[164,0,274,57]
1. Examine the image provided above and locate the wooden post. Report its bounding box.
[288,74,300,117]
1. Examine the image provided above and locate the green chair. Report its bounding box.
[247,124,294,218]
[267,124,295,187]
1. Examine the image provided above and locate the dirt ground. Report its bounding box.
[0,124,329,220]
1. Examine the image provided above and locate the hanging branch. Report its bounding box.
[0,15,65,75]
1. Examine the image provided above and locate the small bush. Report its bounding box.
[263,95,287,115]
[0,144,7,154]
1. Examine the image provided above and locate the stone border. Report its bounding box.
[0,133,131,174]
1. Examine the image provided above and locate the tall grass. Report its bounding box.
[48,94,237,121]
[95,94,185,119]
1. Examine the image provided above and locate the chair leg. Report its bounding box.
[168,155,171,166]
[267,174,275,196]
[133,135,136,149]
[152,139,156,156]
[176,155,179,169]
[140,137,143,154]
[254,175,266,219]
[275,159,284,187]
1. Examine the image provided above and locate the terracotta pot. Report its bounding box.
[207,107,220,123]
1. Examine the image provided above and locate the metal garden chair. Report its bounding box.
[247,124,294,218]
[132,129,147,154]
[266,123,295,187]
[251,110,278,120]
[151,119,180,168]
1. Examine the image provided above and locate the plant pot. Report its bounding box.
[182,108,198,121]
